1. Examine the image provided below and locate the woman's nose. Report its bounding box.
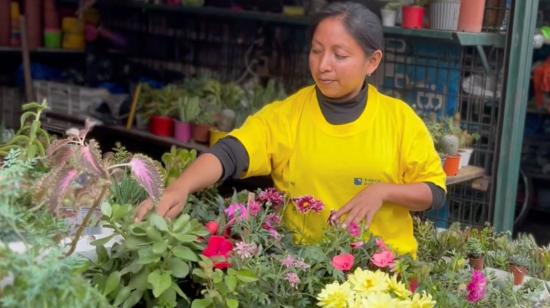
[318,54,332,73]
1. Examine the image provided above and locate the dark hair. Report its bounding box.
[311,2,384,55]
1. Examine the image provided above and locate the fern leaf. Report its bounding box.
[128,154,164,202]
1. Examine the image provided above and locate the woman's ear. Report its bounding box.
[366,50,383,76]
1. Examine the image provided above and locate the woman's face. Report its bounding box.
[309,16,382,101]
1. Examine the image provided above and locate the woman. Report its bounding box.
[137,2,446,256]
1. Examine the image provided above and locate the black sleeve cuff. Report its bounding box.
[426,182,446,210]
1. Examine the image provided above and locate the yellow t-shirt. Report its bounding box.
[228,84,446,256]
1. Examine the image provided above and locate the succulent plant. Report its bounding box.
[177,95,201,123]
[441,134,459,156]
[466,237,483,259]
[509,255,530,269]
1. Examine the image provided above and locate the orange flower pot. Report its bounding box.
[443,154,461,176]
[457,0,486,33]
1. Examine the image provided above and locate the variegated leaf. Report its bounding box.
[128,154,164,202]
[48,168,79,213]
[80,141,104,176]
[47,139,73,164]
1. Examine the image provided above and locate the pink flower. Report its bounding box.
[350,241,364,249]
[281,255,296,268]
[376,239,389,252]
[247,200,262,216]
[294,258,311,270]
[467,271,487,303]
[263,214,281,229]
[293,196,324,214]
[224,203,249,223]
[267,228,282,240]
[331,253,355,272]
[234,241,257,259]
[205,221,218,235]
[257,187,284,208]
[409,278,419,293]
[347,222,360,237]
[371,250,395,268]
[285,272,300,289]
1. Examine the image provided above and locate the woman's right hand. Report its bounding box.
[135,188,189,222]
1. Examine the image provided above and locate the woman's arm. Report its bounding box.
[332,182,433,228]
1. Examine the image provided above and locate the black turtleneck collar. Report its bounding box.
[315,83,368,125]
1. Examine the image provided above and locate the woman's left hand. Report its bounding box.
[332,183,388,229]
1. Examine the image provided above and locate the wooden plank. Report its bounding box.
[446,166,485,185]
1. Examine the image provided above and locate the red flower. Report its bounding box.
[293,195,324,214]
[409,278,419,293]
[202,236,233,269]
[371,250,395,268]
[205,221,218,235]
[331,253,355,272]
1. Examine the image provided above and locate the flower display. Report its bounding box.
[293,195,324,214]
[466,270,487,303]
[202,235,233,269]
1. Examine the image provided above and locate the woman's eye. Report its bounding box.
[311,49,322,54]
[335,54,348,60]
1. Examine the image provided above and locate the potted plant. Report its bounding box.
[466,237,484,270]
[175,95,200,143]
[508,255,529,285]
[402,0,429,29]
[192,108,216,144]
[457,0,487,32]
[429,0,461,31]
[447,113,480,168]
[381,0,402,27]
[140,85,180,137]
[441,132,460,176]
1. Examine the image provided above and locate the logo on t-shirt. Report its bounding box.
[353,177,380,186]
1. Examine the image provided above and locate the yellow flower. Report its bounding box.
[317,281,353,308]
[386,274,411,299]
[348,268,388,295]
[361,292,401,308]
[405,291,436,308]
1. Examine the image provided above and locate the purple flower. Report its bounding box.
[293,196,324,214]
[267,228,282,240]
[294,258,311,270]
[467,271,487,303]
[263,214,281,229]
[257,188,284,208]
[247,200,262,217]
[234,241,257,259]
[347,222,360,237]
[285,272,300,289]
[224,203,249,223]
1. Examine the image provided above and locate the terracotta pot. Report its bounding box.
[509,265,527,285]
[458,0,486,33]
[402,5,424,29]
[25,0,43,49]
[443,154,461,176]
[0,0,10,46]
[192,123,211,143]
[174,121,192,143]
[469,256,484,271]
[149,115,174,137]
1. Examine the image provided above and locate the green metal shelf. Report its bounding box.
[98,0,506,48]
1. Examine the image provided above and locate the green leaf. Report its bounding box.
[122,289,143,308]
[236,270,258,283]
[168,257,190,278]
[96,245,109,264]
[226,298,239,308]
[112,204,132,220]
[150,213,169,231]
[173,246,199,262]
[104,271,121,296]
[137,248,161,265]
[225,275,237,292]
[172,283,189,300]
[191,298,213,308]
[120,261,143,275]
[213,270,223,284]
[173,214,190,232]
[113,286,131,306]
[125,236,150,251]
[152,240,168,254]
[128,269,149,291]
[129,225,147,237]
[101,202,112,217]
[173,233,197,243]
[147,269,172,298]
[145,226,163,241]
[91,234,115,247]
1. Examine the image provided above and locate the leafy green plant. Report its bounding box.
[509,255,530,269]
[161,146,197,186]
[466,237,483,259]
[0,243,109,307]
[110,175,148,206]
[88,203,208,308]
[34,120,164,255]
[177,95,201,123]
[139,85,182,120]
[0,100,50,160]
